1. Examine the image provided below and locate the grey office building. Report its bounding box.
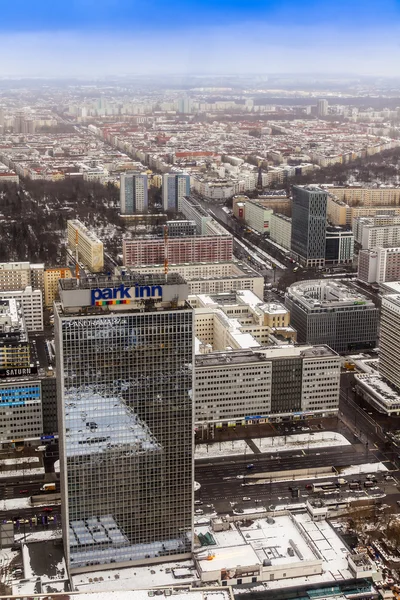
[55,274,194,573]
[291,185,328,267]
[285,280,378,354]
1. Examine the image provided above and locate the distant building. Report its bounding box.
[317,99,328,117]
[180,196,212,234]
[120,172,148,214]
[123,261,264,299]
[285,280,378,353]
[0,262,44,294]
[165,220,197,237]
[44,267,73,308]
[0,298,30,371]
[162,173,190,212]
[67,220,104,273]
[178,97,192,114]
[270,213,292,251]
[291,186,327,267]
[325,227,354,265]
[360,222,400,250]
[123,235,233,266]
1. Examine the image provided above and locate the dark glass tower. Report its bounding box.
[291,185,327,267]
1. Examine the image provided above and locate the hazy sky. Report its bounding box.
[1,0,400,77]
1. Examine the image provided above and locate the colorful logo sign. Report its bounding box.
[91,284,163,306]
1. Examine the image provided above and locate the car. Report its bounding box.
[195,509,204,515]
[305,484,312,490]
[246,464,254,470]
[194,500,203,505]
[301,427,310,431]
[43,507,53,512]
[236,475,245,479]
[242,497,251,501]
[19,489,28,494]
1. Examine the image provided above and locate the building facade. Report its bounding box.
[120,172,148,214]
[67,220,104,273]
[269,213,292,251]
[244,201,273,234]
[285,280,378,354]
[162,173,191,212]
[358,247,400,284]
[125,262,264,299]
[0,262,44,293]
[55,274,194,572]
[195,345,340,426]
[325,227,354,265]
[0,287,43,332]
[180,196,212,234]
[361,223,400,250]
[44,267,73,307]
[165,220,197,237]
[123,235,233,266]
[291,186,327,267]
[379,294,400,392]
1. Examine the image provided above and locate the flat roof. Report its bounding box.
[60,273,186,291]
[287,279,374,309]
[355,373,400,407]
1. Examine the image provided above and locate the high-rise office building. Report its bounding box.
[162,173,191,212]
[291,185,328,267]
[120,172,148,214]
[55,274,194,572]
[67,220,104,273]
[317,99,328,117]
[325,227,354,265]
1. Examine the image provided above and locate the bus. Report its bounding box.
[312,481,337,492]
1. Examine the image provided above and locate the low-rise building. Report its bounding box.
[285,280,378,353]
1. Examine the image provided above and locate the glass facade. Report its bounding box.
[57,308,194,571]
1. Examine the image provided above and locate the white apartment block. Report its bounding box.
[359,222,400,250]
[245,200,273,234]
[270,213,292,250]
[380,294,400,392]
[118,262,264,299]
[0,287,43,332]
[353,215,400,244]
[67,219,104,273]
[358,247,400,283]
[0,262,44,293]
[328,187,400,207]
[180,196,212,234]
[194,345,340,426]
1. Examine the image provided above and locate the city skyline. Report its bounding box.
[1,0,400,77]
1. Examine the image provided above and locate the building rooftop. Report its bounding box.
[287,279,374,310]
[355,372,400,409]
[59,272,186,291]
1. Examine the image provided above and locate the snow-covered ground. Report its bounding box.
[0,456,39,465]
[0,467,44,479]
[339,462,388,475]
[15,529,62,543]
[195,431,349,459]
[0,496,60,512]
[255,431,350,452]
[195,439,253,458]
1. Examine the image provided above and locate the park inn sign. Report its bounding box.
[91,284,163,306]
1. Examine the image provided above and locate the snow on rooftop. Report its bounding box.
[73,559,199,593]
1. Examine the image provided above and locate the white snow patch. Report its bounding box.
[0,456,40,465]
[15,529,62,543]
[340,463,388,475]
[195,439,253,458]
[195,431,349,459]
[0,467,44,479]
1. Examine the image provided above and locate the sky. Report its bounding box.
[1,0,400,78]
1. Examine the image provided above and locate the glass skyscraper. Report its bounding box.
[55,274,193,573]
[291,185,328,268]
